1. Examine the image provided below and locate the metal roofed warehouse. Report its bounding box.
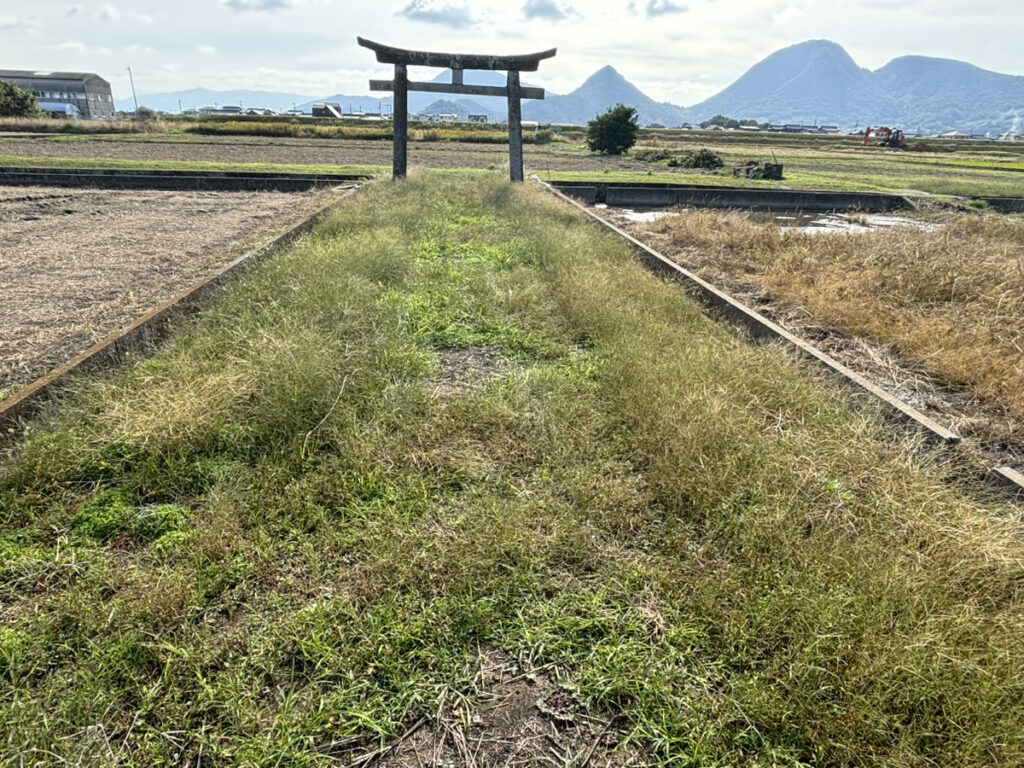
[0,69,114,119]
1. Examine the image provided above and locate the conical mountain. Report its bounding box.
[876,56,1024,134]
[526,65,687,126]
[688,40,897,126]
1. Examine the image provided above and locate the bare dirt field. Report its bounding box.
[0,134,648,173]
[0,184,332,397]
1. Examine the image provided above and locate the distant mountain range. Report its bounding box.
[123,40,1024,135]
[685,40,1024,134]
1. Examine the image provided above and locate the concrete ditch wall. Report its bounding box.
[0,166,370,192]
[978,197,1024,213]
[551,181,913,212]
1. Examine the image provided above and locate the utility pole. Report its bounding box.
[127,66,139,115]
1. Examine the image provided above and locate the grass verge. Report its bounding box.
[0,153,385,176]
[1,172,1022,767]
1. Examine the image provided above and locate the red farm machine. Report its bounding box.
[863,126,906,149]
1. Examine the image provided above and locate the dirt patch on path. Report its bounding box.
[0,185,332,397]
[325,649,642,768]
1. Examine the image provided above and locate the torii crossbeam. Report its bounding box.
[358,37,556,182]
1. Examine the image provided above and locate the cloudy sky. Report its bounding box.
[2,0,1021,104]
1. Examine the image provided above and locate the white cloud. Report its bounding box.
[399,0,475,29]
[0,0,1021,110]
[196,45,217,54]
[50,41,88,52]
[522,0,575,21]
[0,15,37,32]
[223,0,292,11]
[646,0,686,17]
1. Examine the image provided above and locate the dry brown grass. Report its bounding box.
[650,210,1024,416]
[0,117,170,134]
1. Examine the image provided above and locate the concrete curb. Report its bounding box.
[0,185,363,442]
[0,166,372,192]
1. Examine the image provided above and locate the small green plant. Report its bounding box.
[586,104,639,155]
[133,504,189,541]
[69,489,137,542]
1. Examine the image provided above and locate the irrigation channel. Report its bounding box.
[1,170,1021,499]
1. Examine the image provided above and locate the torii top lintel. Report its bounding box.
[357,37,556,72]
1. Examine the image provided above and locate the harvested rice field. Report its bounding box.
[0,185,334,398]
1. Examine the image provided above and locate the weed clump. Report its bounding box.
[633,147,674,163]
[69,489,137,542]
[667,148,724,169]
[68,489,188,543]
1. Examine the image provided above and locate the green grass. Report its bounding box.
[0,153,385,176]
[541,161,1024,197]
[1,172,1022,766]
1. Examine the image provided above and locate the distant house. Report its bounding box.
[198,105,243,116]
[0,69,114,119]
[938,131,969,139]
[467,114,488,123]
[311,102,343,119]
[820,125,841,134]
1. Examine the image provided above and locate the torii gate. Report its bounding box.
[358,37,556,182]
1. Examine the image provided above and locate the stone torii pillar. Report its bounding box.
[358,37,556,182]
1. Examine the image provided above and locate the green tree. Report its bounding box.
[700,114,740,129]
[0,80,43,118]
[586,104,639,155]
[135,106,158,121]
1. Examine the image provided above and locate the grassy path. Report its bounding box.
[2,173,1022,766]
